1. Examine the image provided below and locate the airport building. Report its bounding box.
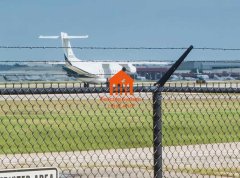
[136,60,240,80]
[1,60,240,82]
[178,60,240,70]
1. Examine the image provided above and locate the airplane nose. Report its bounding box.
[131,67,137,73]
[129,66,136,73]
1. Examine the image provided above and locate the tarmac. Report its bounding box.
[1,142,239,177]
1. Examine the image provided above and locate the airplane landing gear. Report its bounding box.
[106,78,109,87]
[83,83,89,88]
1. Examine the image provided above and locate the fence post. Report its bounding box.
[153,90,162,178]
[152,46,193,177]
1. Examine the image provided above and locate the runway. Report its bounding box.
[0,91,239,102]
[0,80,240,88]
[1,142,239,177]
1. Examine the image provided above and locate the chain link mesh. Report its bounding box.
[0,82,239,177]
[162,87,240,177]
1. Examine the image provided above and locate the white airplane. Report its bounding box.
[213,74,235,81]
[196,68,209,80]
[39,32,171,86]
[170,74,183,81]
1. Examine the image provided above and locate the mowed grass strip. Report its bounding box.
[0,93,239,154]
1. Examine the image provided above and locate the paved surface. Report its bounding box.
[0,81,240,88]
[0,91,239,101]
[1,142,239,177]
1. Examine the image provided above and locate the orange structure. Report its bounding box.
[109,70,134,95]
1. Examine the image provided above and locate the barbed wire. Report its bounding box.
[0,60,173,63]
[0,46,240,50]
[1,60,240,63]
[0,61,66,63]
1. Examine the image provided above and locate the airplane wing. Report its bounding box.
[64,64,97,78]
[87,61,172,65]
[47,61,172,65]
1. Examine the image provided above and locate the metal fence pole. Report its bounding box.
[153,90,162,178]
[152,45,193,177]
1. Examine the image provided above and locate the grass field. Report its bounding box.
[0,93,239,154]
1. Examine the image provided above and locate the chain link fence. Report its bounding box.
[0,82,239,177]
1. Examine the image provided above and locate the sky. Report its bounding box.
[0,0,240,62]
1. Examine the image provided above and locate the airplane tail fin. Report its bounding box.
[39,32,88,64]
[196,68,200,74]
[60,32,88,63]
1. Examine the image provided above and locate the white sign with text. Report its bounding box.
[0,168,58,178]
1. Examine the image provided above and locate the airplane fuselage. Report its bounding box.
[65,58,136,84]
